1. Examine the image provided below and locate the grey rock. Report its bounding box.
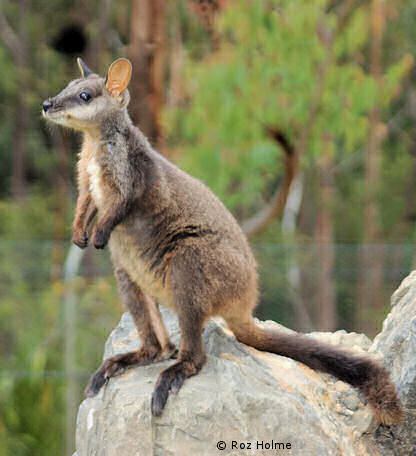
[371,272,416,455]
[75,272,416,456]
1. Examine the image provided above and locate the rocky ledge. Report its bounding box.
[74,272,416,455]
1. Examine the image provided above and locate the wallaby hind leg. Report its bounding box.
[151,305,206,416]
[85,268,176,397]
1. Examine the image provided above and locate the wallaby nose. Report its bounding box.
[42,99,53,113]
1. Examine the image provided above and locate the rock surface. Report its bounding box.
[75,272,416,456]
[371,271,416,455]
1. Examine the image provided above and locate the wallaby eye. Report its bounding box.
[79,91,92,102]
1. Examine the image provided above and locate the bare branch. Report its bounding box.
[242,0,355,239]
[242,129,298,238]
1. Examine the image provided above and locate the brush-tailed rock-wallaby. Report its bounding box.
[42,58,403,423]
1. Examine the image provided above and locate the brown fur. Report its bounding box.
[43,58,403,423]
[227,318,404,425]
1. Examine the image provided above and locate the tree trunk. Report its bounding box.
[11,96,28,199]
[89,0,112,70]
[11,0,29,200]
[281,173,314,331]
[357,0,385,335]
[167,3,185,109]
[315,136,337,331]
[129,0,166,148]
[63,245,85,456]
[50,131,71,280]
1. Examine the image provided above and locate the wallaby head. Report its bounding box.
[42,57,132,131]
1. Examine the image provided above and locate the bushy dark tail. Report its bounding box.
[230,319,403,425]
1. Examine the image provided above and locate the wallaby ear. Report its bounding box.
[105,58,132,97]
[77,57,94,78]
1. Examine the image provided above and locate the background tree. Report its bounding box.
[0,0,415,454]
[166,0,411,329]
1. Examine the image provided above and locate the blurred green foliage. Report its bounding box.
[166,0,411,227]
[0,238,119,455]
[0,0,416,454]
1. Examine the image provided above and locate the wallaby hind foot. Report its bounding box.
[85,342,177,398]
[151,356,205,416]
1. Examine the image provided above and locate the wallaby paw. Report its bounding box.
[158,343,178,361]
[72,232,89,249]
[151,382,170,417]
[85,346,165,399]
[151,361,190,416]
[169,348,179,360]
[84,371,108,397]
[84,367,125,398]
[92,229,109,249]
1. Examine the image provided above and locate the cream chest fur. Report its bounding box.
[87,156,105,206]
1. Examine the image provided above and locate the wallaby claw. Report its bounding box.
[84,371,108,397]
[92,228,109,249]
[72,232,89,249]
